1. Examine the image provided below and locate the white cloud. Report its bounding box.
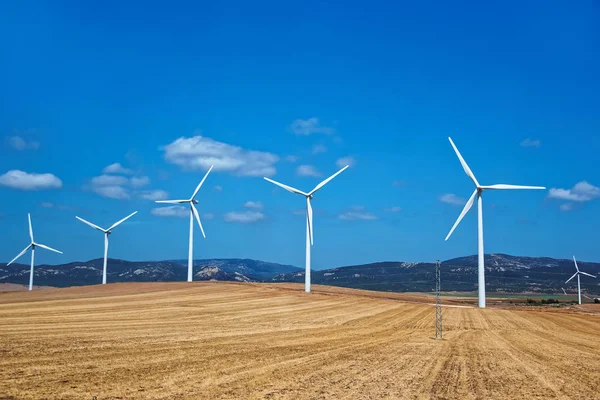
[285,155,299,163]
[560,203,574,212]
[130,176,150,188]
[289,118,334,135]
[0,170,62,190]
[140,190,169,201]
[439,193,466,206]
[214,185,223,192]
[520,138,541,148]
[548,181,600,202]
[93,185,130,200]
[7,136,39,150]
[312,144,327,154]
[224,211,265,223]
[89,175,129,199]
[392,180,406,187]
[336,156,356,169]
[162,135,279,177]
[296,165,322,177]
[89,173,153,200]
[40,202,54,208]
[244,201,263,210]
[384,206,402,213]
[103,163,133,175]
[151,206,189,218]
[338,206,378,221]
[91,175,128,187]
[151,206,213,220]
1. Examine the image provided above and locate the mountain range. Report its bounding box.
[1,254,598,295]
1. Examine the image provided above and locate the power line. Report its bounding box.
[435,260,442,340]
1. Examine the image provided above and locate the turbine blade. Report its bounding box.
[307,198,314,246]
[108,211,138,231]
[7,244,32,266]
[28,213,34,242]
[448,137,479,187]
[579,271,597,278]
[565,272,578,284]
[35,243,63,254]
[309,165,349,196]
[573,256,580,272]
[191,165,214,200]
[76,216,105,232]
[263,177,307,196]
[191,204,206,239]
[445,189,477,241]
[480,184,546,190]
[155,200,189,204]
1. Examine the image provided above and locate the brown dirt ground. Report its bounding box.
[0,283,56,292]
[0,282,599,400]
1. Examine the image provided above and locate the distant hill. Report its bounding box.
[0,258,300,287]
[273,254,600,295]
[1,254,598,295]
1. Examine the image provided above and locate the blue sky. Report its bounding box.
[1,1,599,269]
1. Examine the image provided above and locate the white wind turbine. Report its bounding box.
[7,213,63,291]
[75,211,138,284]
[444,137,545,308]
[264,165,349,293]
[155,165,213,282]
[566,256,596,305]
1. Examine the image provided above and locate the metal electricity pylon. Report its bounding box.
[435,260,443,339]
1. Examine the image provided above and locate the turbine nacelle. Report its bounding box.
[154,165,213,241]
[445,137,546,242]
[444,137,546,309]
[154,165,214,283]
[7,214,63,272]
[263,165,349,247]
[566,256,597,284]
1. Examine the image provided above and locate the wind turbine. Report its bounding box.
[264,165,349,293]
[444,137,545,308]
[75,211,138,284]
[7,213,63,291]
[155,165,213,282]
[566,256,597,305]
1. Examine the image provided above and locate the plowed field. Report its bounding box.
[1,282,598,399]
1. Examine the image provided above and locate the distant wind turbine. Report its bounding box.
[561,287,567,296]
[444,137,545,308]
[7,214,63,291]
[155,165,213,282]
[566,256,597,305]
[76,211,138,284]
[264,165,349,293]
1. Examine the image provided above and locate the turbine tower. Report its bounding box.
[264,165,349,293]
[75,211,138,284]
[566,256,597,305]
[7,213,63,291]
[155,165,213,282]
[444,137,545,308]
